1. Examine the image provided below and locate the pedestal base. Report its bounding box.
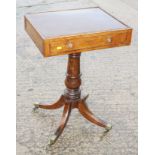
[33,94,112,145]
[33,53,112,145]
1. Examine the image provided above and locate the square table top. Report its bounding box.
[25,7,132,57]
[25,7,128,38]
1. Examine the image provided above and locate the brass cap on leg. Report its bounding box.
[49,134,57,145]
[105,123,112,131]
[32,102,40,112]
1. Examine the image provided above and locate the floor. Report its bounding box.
[16,0,138,154]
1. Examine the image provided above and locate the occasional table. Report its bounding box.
[24,7,132,145]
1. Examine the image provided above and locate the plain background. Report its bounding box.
[0,0,155,154]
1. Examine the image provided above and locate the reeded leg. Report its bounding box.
[33,95,65,111]
[78,100,112,131]
[49,103,71,145]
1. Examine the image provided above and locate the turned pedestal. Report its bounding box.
[34,53,112,144]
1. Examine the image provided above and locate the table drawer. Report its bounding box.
[48,29,131,56]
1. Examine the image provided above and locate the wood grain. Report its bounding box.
[24,7,132,57]
[24,16,45,55]
[46,29,132,57]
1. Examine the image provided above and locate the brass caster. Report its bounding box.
[105,123,112,132]
[49,134,57,145]
[32,102,40,112]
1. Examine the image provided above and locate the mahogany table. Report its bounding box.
[24,7,132,145]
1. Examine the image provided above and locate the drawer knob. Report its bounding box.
[107,37,112,43]
[67,41,73,48]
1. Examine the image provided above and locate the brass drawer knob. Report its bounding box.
[67,41,73,48]
[107,37,112,43]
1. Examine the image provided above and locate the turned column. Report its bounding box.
[64,53,81,101]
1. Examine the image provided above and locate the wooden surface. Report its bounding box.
[24,7,132,57]
[25,8,127,38]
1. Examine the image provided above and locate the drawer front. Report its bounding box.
[48,30,130,56]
